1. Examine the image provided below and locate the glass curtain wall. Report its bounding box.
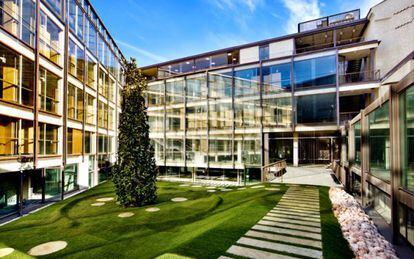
[354,121,361,166]
[262,63,292,128]
[0,0,36,46]
[400,84,414,192]
[186,74,207,170]
[368,102,390,182]
[39,68,59,114]
[294,55,336,89]
[0,43,35,106]
[296,93,336,124]
[39,11,62,65]
[234,68,261,128]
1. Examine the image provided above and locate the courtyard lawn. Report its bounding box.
[0,182,352,258]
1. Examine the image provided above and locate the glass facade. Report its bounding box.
[64,164,78,192]
[39,67,59,114]
[400,85,414,192]
[296,93,336,124]
[0,44,35,107]
[39,10,62,65]
[354,121,361,166]
[368,102,390,182]
[294,55,336,89]
[38,123,58,155]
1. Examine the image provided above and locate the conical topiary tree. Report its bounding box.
[112,58,157,207]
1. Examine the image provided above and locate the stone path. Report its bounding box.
[221,186,323,259]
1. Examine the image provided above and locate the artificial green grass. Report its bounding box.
[320,187,354,259]
[0,182,352,259]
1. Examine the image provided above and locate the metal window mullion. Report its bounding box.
[335,50,340,126]
[231,67,235,170]
[163,80,166,169]
[259,61,264,181]
[183,76,187,173]
[206,72,210,172]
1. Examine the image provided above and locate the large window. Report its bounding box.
[262,63,291,92]
[294,55,336,88]
[85,131,92,154]
[69,39,85,81]
[147,81,164,107]
[86,55,97,88]
[400,85,414,192]
[45,0,62,16]
[98,101,108,128]
[39,11,62,65]
[0,172,19,216]
[85,93,95,124]
[38,123,58,155]
[368,102,390,182]
[68,0,83,40]
[262,97,292,127]
[67,83,83,121]
[0,0,35,46]
[296,93,336,124]
[64,164,78,192]
[39,68,59,114]
[86,18,97,55]
[67,128,82,155]
[354,121,361,166]
[0,44,34,106]
[0,115,17,156]
[98,69,108,97]
[166,137,184,163]
[209,72,233,130]
[98,134,108,153]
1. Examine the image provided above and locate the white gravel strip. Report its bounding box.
[329,187,399,259]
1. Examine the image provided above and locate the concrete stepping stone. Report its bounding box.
[179,184,190,187]
[220,188,232,192]
[96,197,114,202]
[28,241,67,256]
[0,248,14,257]
[274,206,319,214]
[265,188,280,191]
[280,198,319,204]
[237,237,322,259]
[258,220,321,233]
[277,202,320,210]
[281,196,318,201]
[218,256,234,259]
[118,212,134,218]
[270,210,320,219]
[207,190,217,193]
[146,207,160,212]
[279,201,320,208]
[251,185,264,189]
[246,230,322,249]
[91,202,105,207]
[191,185,203,188]
[237,187,246,190]
[267,212,320,223]
[171,197,188,202]
[206,186,216,189]
[252,224,321,240]
[227,245,296,259]
[263,216,321,227]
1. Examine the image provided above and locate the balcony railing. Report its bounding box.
[298,9,360,33]
[338,70,380,85]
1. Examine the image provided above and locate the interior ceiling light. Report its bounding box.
[232,58,236,61]
[186,61,190,64]
[352,29,356,33]
[205,57,210,60]
[227,53,232,56]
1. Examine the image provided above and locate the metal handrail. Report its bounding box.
[262,159,287,182]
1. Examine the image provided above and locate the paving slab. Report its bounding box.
[245,230,322,249]
[0,248,14,257]
[258,220,321,233]
[237,237,322,259]
[277,204,320,212]
[28,241,67,256]
[269,210,321,219]
[277,202,320,209]
[226,245,298,259]
[252,224,322,240]
[267,212,321,223]
[275,205,320,213]
[263,216,321,227]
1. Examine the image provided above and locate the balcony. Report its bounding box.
[339,70,380,85]
[298,10,361,33]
